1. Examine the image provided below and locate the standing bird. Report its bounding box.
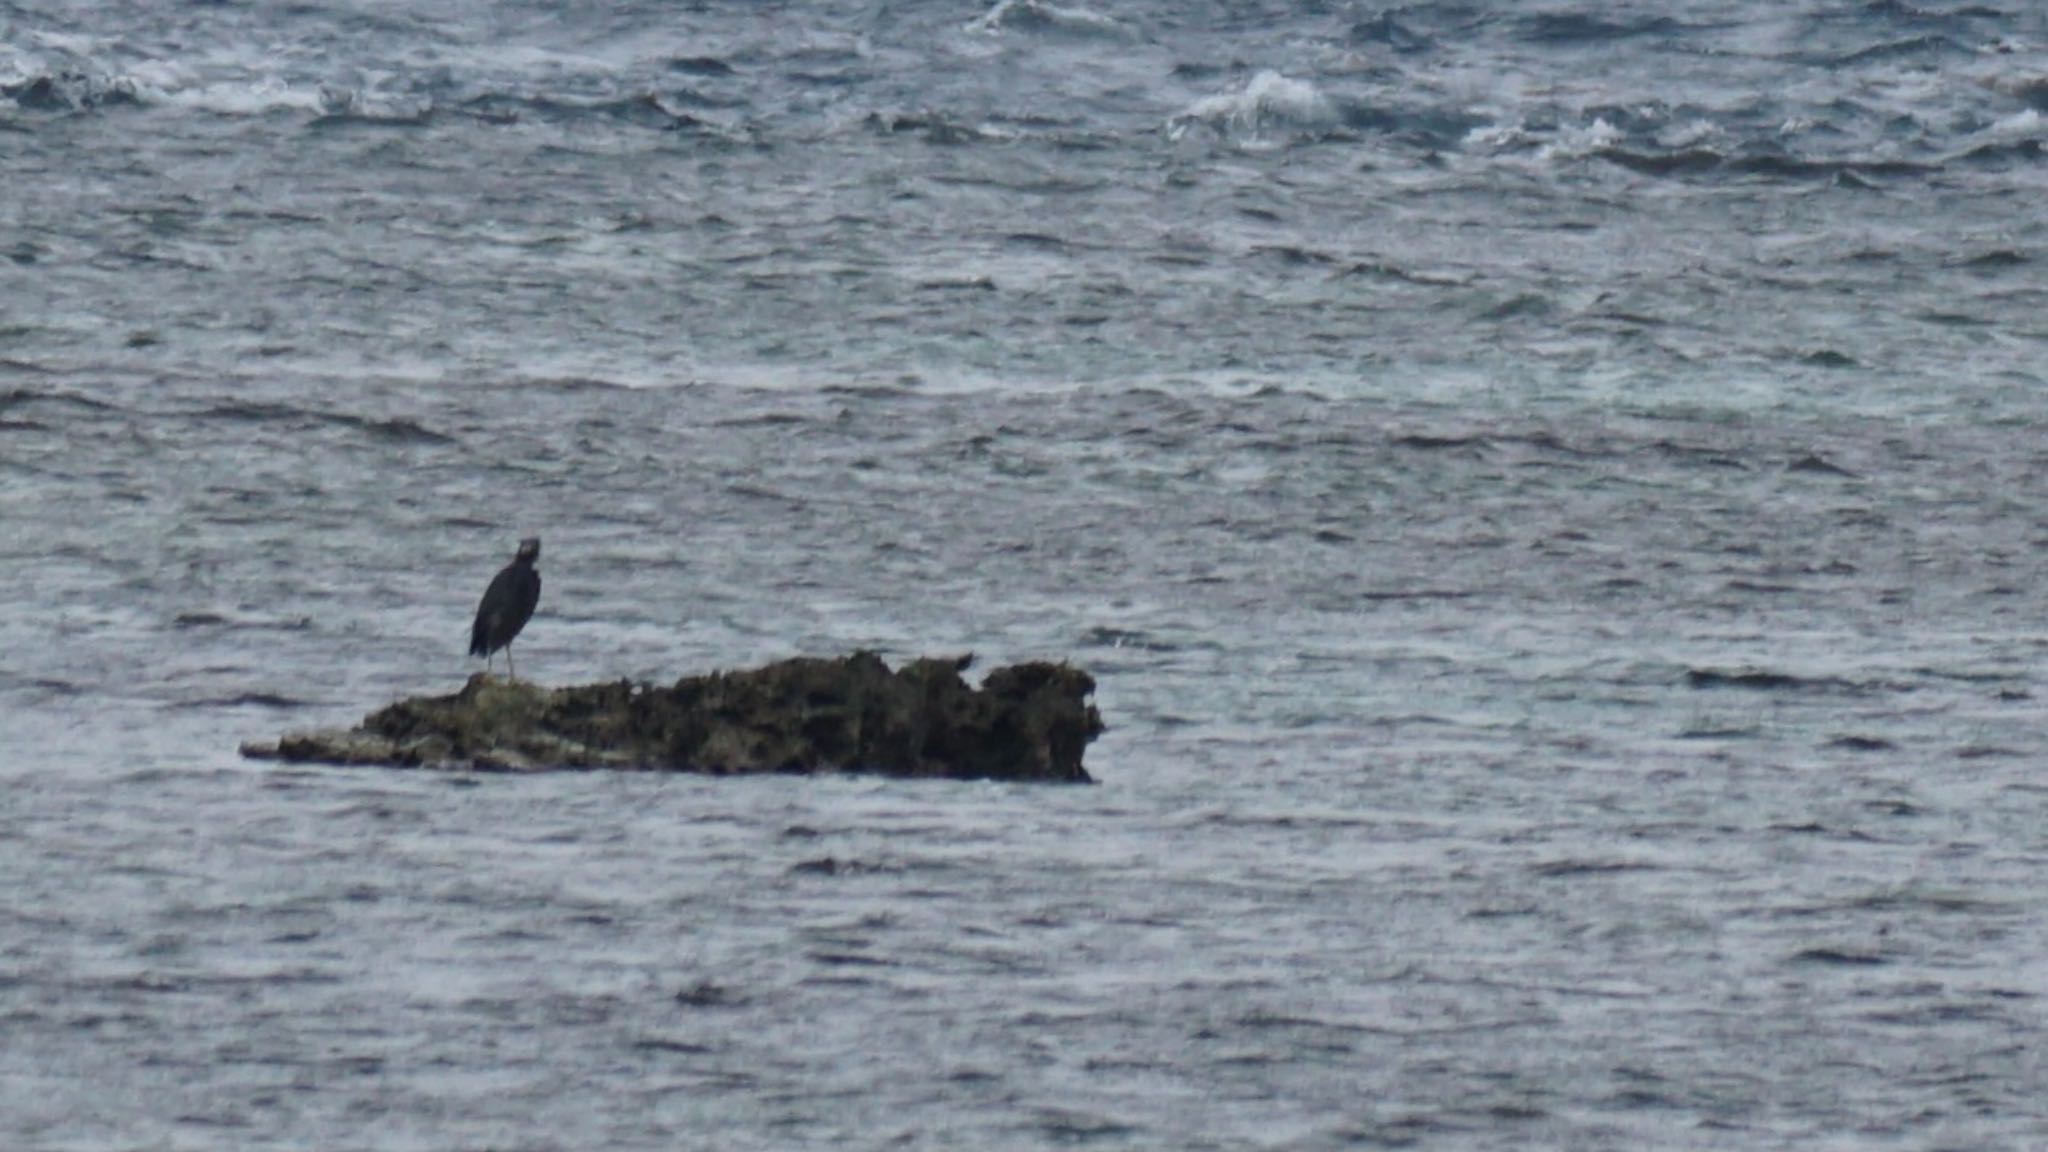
[470,537,541,680]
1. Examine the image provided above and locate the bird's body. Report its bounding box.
[470,537,541,678]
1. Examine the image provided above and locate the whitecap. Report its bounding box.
[1982,107,2044,139]
[1168,71,1335,142]
[1461,115,1623,161]
[157,77,327,117]
[1463,120,1527,150]
[966,0,1130,39]
[1658,118,1723,150]
[1536,117,1623,161]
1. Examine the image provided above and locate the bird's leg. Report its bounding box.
[507,643,516,683]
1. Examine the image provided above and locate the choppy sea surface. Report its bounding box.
[7,2,2048,1148]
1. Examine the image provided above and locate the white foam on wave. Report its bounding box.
[0,28,334,118]
[0,43,37,88]
[1658,118,1724,150]
[0,31,137,108]
[1168,70,1335,141]
[1981,107,2044,140]
[1537,117,1623,160]
[966,0,1129,39]
[1,20,472,121]
[156,77,329,116]
[0,27,103,79]
[1464,115,1624,161]
[1462,120,1525,150]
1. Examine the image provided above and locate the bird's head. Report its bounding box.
[516,537,541,564]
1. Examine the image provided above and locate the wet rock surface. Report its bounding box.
[241,652,1103,782]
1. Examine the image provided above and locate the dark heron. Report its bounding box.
[469,537,541,679]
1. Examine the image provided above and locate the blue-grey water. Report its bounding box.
[6,2,2048,1148]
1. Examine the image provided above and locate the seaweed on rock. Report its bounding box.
[241,652,1103,782]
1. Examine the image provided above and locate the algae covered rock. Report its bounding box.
[240,652,1103,782]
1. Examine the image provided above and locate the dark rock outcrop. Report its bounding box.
[240,652,1103,782]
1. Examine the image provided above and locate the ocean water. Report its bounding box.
[6,1,2048,1147]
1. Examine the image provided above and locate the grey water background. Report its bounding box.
[6,1,2048,1147]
